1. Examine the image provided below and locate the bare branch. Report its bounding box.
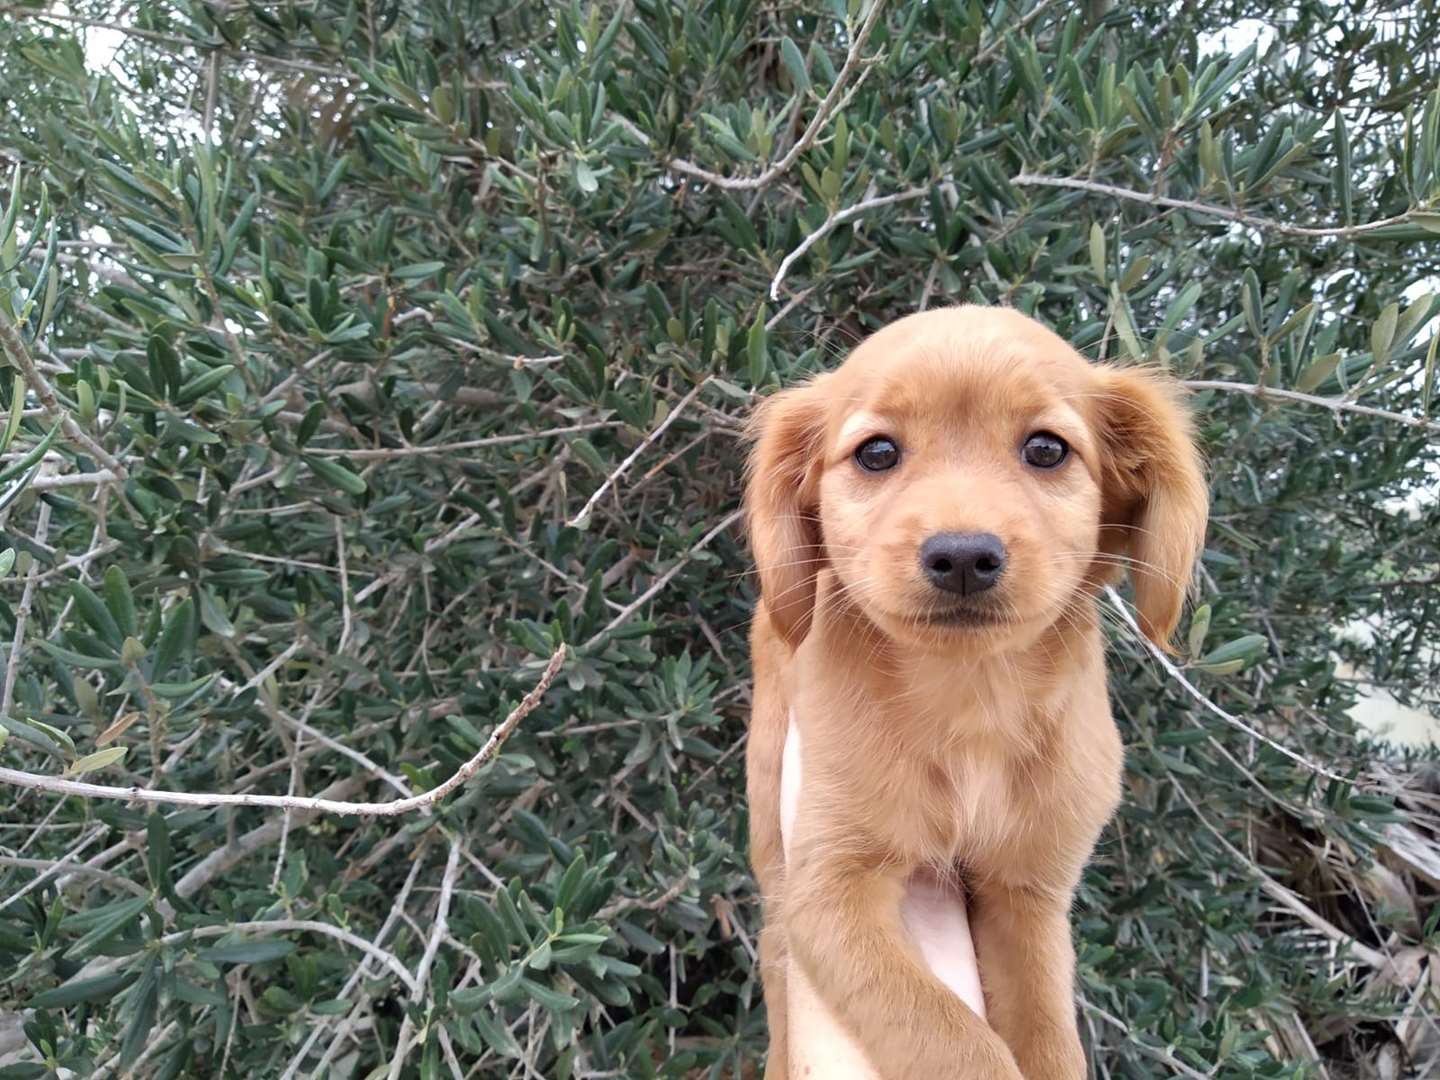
[81,919,420,992]
[306,420,623,460]
[583,510,744,648]
[1183,379,1440,435]
[386,838,463,1080]
[1102,587,1347,781]
[2,495,51,720]
[770,187,928,300]
[568,380,709,528]
[0,307,129,478]
[0,647,567,815]
[1168,778,1392,972]
[1013,173,1416,239]
[26,469,120,489]
[617,0,888,192]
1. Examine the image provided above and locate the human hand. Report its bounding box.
[779,717,985,1077]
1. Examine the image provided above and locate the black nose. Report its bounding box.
[920,532,1007,596]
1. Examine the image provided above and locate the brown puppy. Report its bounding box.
[745,306,1208,1079]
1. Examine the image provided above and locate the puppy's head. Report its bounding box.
[746,306,1207,655]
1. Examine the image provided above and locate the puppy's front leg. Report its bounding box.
[786,853,1023,1080]
[969,883,1085,1080]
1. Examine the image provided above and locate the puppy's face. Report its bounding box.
[817,318,1104,651]
[747,307,1208,655]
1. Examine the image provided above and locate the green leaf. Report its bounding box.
[1186,603,1211,658]
[196,939,298,965]
[747,310,768,387]
[63,896,147,959]
[1194,633,1268,673]
[174,363,236,405]
[36,639,125,673]
[780,37,811,94]
[1394,292,1434,347]
[1089,223,1106,284]
[1370,302,1399,370]
[72,581,123,650]
[0,713,72,758]
[146,811,173,895]
[574,158,598,194]
[305,455,368,495]
[63,746,128,777]
[392,261,445,282]
[1295,352,1341,394]
[197,586,235,639]
[519,977,579,1011]
[1347,795,1399,818]
[0,420,62,486]
[151,598,196,678]
[1157,281,1203,345]
[1422,329,1438,416]
[1332,110,1352,226]
[118,958,159,1069]
[148,673,218,700]
[0,374,26,454]
[104,565,138,639]
[30,970,138,1008]
[468,1006,524,1057]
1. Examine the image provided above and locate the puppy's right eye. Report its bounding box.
[855,437,900,472]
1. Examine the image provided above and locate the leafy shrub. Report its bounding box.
[1,0,1438,1076]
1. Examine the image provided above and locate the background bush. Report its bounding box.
[1,0,1439,1076]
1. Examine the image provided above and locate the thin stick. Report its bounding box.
[230,639,306,697]
[0,825,107,911]
[280,844,430,1080]
[568,380,709,528]
[1013,173,1415,239]
[2,498,51,719]
[971,0,1060,66]
[305,420,624,459]
[583,510,744,648]
[770,187,928,300]
[0,308,128,478]
[81,919,419,992]
[618,0,888,192]
[1082,999,1216,1080]
[386,838,463,1080]
[1168,778,1390,971]
[1182,379,1440,435]
[0,647,566,814]
[1103,587,1346,782]
[26,470,120,489]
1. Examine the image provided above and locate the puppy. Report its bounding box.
[745,306,1208,1079]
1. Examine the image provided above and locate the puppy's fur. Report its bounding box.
[745,307,1207,1078]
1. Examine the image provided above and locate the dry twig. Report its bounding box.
[0,647,567,814]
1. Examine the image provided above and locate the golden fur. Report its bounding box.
[745,306,1208,1078]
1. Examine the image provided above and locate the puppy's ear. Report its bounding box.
[745,378,830,648]
[1094,366,1209,651]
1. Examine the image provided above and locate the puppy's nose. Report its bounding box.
[920,532,1007,596]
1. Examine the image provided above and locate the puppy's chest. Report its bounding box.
[899,748,1034,860]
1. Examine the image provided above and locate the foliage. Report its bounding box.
[1,0,1439,1076]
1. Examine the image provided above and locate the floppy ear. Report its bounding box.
[1093,366,1209,651]
[745,378,830,648]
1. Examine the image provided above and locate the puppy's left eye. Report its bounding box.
[855,437,900,472]
[1022,432,1069,468]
